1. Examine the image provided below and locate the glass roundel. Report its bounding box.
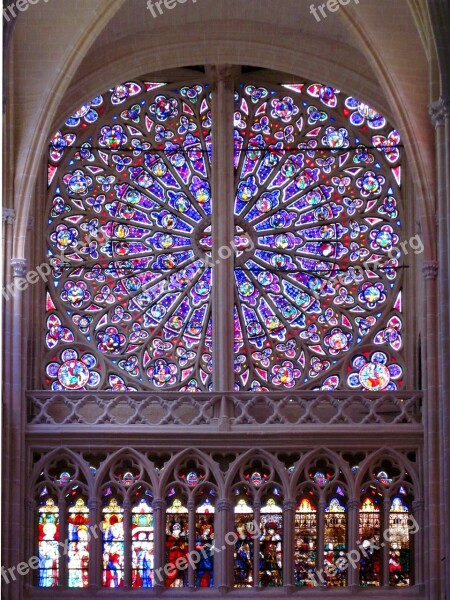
[45,77,404,392]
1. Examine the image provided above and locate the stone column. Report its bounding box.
[187,499,196,588]
[122,498,132,588]
[346,499,360,588]
[216,499,232,592]
[210,65,236,400]
[58,497,68,588]
[24,498,37,589]
[282,500,296,589]
[2,258,27,600]
[421,260,440,598]
[316,499,326,585]
[381,496,391,588]
[252,500,261,588]
[412,499,424,586]
[430,96,450,599]
[152,499,166,589]
[87,498,101,590]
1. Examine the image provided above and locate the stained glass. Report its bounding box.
[102,498,124,588]
[294,498,317,586]
[38,498,59,588]
[132,498,154,588]
[324,497,346,586]
[259,498,283,586]
[46,81,212,391]
[195,499,215,587]
[68,497,89,587]
[234,498,254,587]
[233,82,403,390]
[359,497,381,586]
[46,78,403,391]
[165,497,189,587]
[389,497,410,586]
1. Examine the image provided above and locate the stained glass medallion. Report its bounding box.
[46,77,403,391]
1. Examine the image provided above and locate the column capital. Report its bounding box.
[11,257,27,278]
[423,261,438,280]
[282,500,296,512]
[88,498,100,510]
[429,97,450,128]
[187,499,196,511]
[347,499,360,511]
[152,499,167,511]
[207,64,236,89]
[2,207,15,225]
[217,499,232,512]
[123,498,131,510]
[25,497,36,510]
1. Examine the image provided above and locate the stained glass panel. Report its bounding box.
[195,498,215,587]
[389,497,411,586]
[259,498,283,586]
[68,497,89,587]
[324,497,346,586]
[294,498,317,586]
[234,498,254,587]
[46,81,212,391]
[132,498,154,588]
[165,497,189,587]
[359,497,381,586]
[102,498,124,587]
[38,498,59,588]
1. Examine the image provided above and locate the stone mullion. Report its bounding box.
[346,499,359,588]
[282,500,295,589]
[187,499,196,588]
[216,499,232,591]
[122,498,132,588]
[152,499,166,589]
[252,501,261,588]
[316,499,325,583]
[87,498,101,590]
[58,498,68,588]
[381,497,390,588]
[211,65,236,396]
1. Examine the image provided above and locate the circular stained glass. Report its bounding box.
[359,362,390,391]
[57,360,90,390]
[45,77,404,392]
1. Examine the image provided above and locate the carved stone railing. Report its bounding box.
[26,390,422,428]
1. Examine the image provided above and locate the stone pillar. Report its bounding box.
[210,65,236,398]
[282,500,296,589]
[412,499,424,586]
[2,258,27,600]
[421,260,440,598]
[87,498,101,590]
[187,499,196,588]
[216,499,232,592]
[346,499,360,588]
[152,499,166,589]
[58,497,68,588]
[122,498,132,588]
[381,496,391,588]
[316,499,325,585]
[252,500,261,588]
[430,96,450,599]
[24,498,36,588]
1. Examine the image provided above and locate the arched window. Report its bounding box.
[389,496,412,586]
[45,74,404,393]
[323,496,347,586]
[165,493,189,588]
[359,495,381,586]
[67,496,90,588]
[131,495,154,588]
